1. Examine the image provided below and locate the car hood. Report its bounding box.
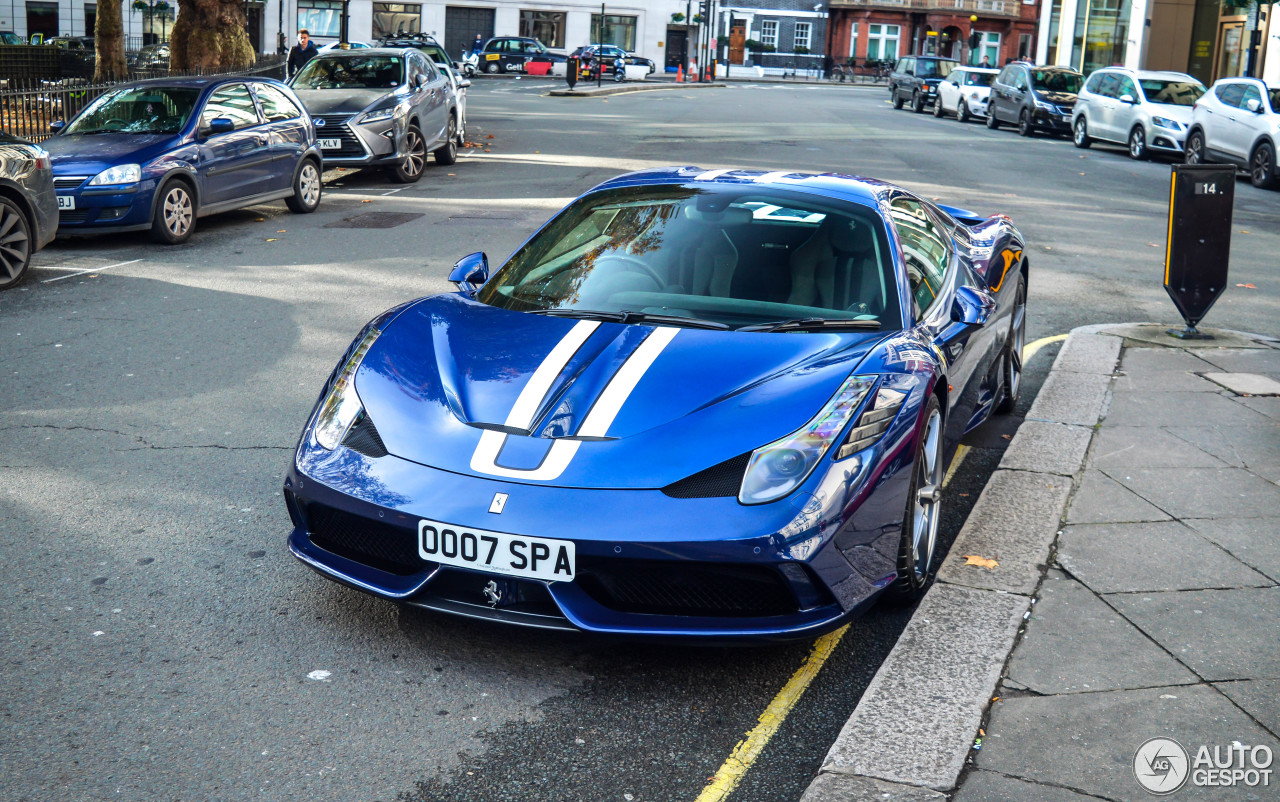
[292,88,396,116]
[1148,104,1194,124]
[1037,90,1079,105]
[44,133,182,174]
[352,294,885,489]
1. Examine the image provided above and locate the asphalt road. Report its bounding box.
[1,79,1277,802]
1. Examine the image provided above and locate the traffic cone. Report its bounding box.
[676,64,683,82]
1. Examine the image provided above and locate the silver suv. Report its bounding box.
[1186,78,1280,189]
[1072,69,1205,160]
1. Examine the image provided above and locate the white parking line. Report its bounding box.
[40,259,143,283]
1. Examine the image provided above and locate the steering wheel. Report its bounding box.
[596,254,663,287]
[104,118,127,128]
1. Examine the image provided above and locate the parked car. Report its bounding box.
[987,64,1083,137]
[289,48,459,183]
[478,36,566,74]
[437,60,470,144]
[49,36,95,73]
[570,44,656,75]
[284,166,1030,639]
[1072,69,1205,159]
[378,33,455,71]
[133,43,170,71]
[0,32,24,45]
[934,66,999,122]
[44,76,323,244]
[1185,77,1280,189]
[890,55,958,113]
[0,133,58,289]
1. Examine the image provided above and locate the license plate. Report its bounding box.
[318,138,342,150]
[57,195,75,210]
[418,518,575,582]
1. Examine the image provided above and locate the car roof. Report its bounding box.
[311,47,416,57]
[955,66,999,73]
[123,75,270,89]
[1028,65,1081,73]
[592,167,892,208]
[1095,67,1197,81]
[1214,77,1277,89]
[906,56,957,62]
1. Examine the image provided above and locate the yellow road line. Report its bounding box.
[694,626,848,802]
[1023,333,1068,365]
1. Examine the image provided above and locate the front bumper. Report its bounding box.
[1147,126,1189,153]
[1032,108,1073,133]
[53,177,157,234]
[315,113,406,167]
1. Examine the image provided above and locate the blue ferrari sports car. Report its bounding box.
[285,167,1028,640]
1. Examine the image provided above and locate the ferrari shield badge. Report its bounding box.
[489,492,508,514]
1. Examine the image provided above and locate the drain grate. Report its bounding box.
[324,212,425,229]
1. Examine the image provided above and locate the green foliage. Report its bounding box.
[670,12,685,22]
[794,46,810,54]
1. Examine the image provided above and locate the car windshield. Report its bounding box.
[63,86,199,135]
[1139,79,1204,105]
[0,32,22,45]
[964,72,994,87]
[477,184,901,330]
[916,60,954,79]
[1268,87,1280,113]
[1031,70,1083,93]
[292,56,404,89]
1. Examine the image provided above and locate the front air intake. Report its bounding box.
[661,452,751,499]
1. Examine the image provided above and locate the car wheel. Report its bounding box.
[892,87,904,110]
[285,159,321,214]
[986,108,1000,129]
[887,393,944,603]
[1073,116,1092,148]
[933,95,944,117]
[388,123,426,183]
[1128,125,1148,160]
[434,115,458,166]
[1250,141,1279,189]
[958,98,970,123]
[0,197,32,291]
[1018,108,1034,137]
[1185,130,1206,165]
[912,91,925,113]
[485,62,499,74]
[150,179,195,245]
[996,273,1026,414]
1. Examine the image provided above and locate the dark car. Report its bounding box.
[479,36,565,74]
[133,44,171,71]
[289,48,459,183]
[378,32,456,69]
[571,44,656,75]
[49,36,95,74]
[44,76,323,244]
[0,133,59,289]
[987,64,1084,137]
[890,56,958,113]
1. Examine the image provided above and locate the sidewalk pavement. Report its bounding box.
[803,323,1280,801]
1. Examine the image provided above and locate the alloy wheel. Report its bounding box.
[1073,117,1091,148]
[403,129,425,178]
[1251,143,1277,189]
[299,162,320,208]
[1129,126,1147,160]
[0,202,30,287]
[1018,110,1032,136]
[1008,280,1026,400]
[910,407,943,582]
[1186,132,1204,164]
[164,186,192,237]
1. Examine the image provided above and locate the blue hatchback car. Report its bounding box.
[44,76,323,244]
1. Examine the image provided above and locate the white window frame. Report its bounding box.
[979,31,1000,66]
[794,21,812,51]
[759,20,778,49]
[849,22,859,59]
[867,23,900,62]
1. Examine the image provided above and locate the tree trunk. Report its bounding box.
[169,0,256,72]
[93,0,128,81]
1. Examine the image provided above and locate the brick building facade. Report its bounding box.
[828,0,1039,68]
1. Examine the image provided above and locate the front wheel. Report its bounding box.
[150,179,195,244]
[0,197,32,290]
[1128,125,1148,160]
[1073,117,1092,148]
[1185,130,1206,164]
[912,91,925,113]
[388,123,426,183]
[285,159,321,213]
[933,95,944,117]
[986,109,1000,129]
[887,394,944,603]
[1250,141,1279,189]
[1018,109,1034,137]
[996,274,1026,414]
[892,87,904,110]
[957,99,971,123]
[485,62,499,74]
[434,115,458,166]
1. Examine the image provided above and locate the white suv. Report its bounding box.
[1072,68,1205,159]
[1186,78,1280,189]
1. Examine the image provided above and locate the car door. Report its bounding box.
[939,71,959,112]
[1010,67,1033,119]
[1222,83,1266,160]
[196,83,272,206]
[991,66,1014,121]
[1209,83,1250,160]
[1111,74,1140,140]
[252,82,309,192]
[412,53,449,145]
[1086,73,1120,140]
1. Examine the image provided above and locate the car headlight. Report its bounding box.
[313,327,382,450]
[1152,116,1182,130]
[1034,100,1054,111]
[88,163,140,185]
[970,92,981,100]
[360,100,409,124]
[739,375,875,505]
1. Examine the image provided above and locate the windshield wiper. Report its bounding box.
[532,308,729,330]
[737,318,881,333]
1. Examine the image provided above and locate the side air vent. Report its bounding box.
[661,452,752,499]
[342,411,389,458]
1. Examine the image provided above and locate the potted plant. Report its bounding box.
[670,12,685,23]
[153,0,170,12]
[132,0,147,10]
[717,35,729,47]
[795,46,810,54]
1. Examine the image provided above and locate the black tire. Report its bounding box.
[886,393,944,603]
[388,123,426,183]
[996,273,1026,414]
[958,98,970,123]
[1073,116,1092,148]
[912,91,925,113]
[613,67,624,83]
[1250,141,1279,189]
[150,179,196,244]
[485,61,499,74]
[933,95,944,117]
[1185,130,1206,164]
[986,108,1000,129]
[892,87,904,109]
[1128,125,1148,160]
[0,197,32,290]
[434,115,458,166]
[285,159,321,214]
[1018,108,1034,137]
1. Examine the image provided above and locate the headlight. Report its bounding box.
[314,327,381,450]
[970,92,981,100]
[739,375,875,505]
[1034,100,1054,111]
[360,100,409,124]
[1152,116,1182,130]
[88,163,140,185]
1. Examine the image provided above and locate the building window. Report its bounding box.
[1018,33,1032,59]
[520,10,565,48]
[25,1,58,40]
[297,0,342,38]
[759,20,778,49]
[589,14,637,50]
[867,24,899,62]
[848,22,859,59]
[793,21,811,51]
[975,31,1000,65]
[84,3,96,35]
[372,3,421,39]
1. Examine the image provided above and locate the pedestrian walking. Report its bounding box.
[287,29,318,78]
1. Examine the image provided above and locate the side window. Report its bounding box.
[1215,83,1245,108]
[200,84,260,132]
[421,55,439,81]
[1116,76,1137,100]
[895,58,908,73]
[996,66,1012,85]
[890,196,950,314]
[255,84,302,121]
[1240,84,1262,109]
[1095,73,1120,98]
[407,55,425,85]
[1014,69,1029,91]
[1084,72,1104,94]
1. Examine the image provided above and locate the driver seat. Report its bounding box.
[787,216,883,313]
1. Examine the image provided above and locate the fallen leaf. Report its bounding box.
[1240,230,1250,234]
[255,217,265,222]
[265,238,277,242]
[486,134,494,139]
[277,230,286,233]
[992,696,1001,703]
[1236,283,1257,289]
[1079,172,1085,176]
[361,199,372,203]
[1001,433,1012,440]
[962,555,999,570]
[979,728,986,736]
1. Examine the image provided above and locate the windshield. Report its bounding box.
[916,60,955,79]
[964,72,994,87]
[292,56,404,89]
[1268,87,1280,113]
[476,184,901,330]
[64,86,199,135]
[1032,70,1083,93]
[1139,79,1204,106]
[0,32,22,45]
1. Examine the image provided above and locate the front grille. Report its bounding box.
[58,209,90,224]
[576,558,798,617]
[341,411,388,458]
[661,453,750,499]
[1056,106,1073,116]
[314,113,367,158]
[54,176,87,190]
[307,504,425,575]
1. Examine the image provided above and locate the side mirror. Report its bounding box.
[414,73,428,88]
[449,252,489,293]
[207,117,235,136]
[49,120,65,133]
[951,285,994,327]
[457,77,471,89]
[1245,98,1263,114]
[1118,93,1136,104]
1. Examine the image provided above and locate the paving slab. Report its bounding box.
[799,773,946,802]
[1119,347,1222,374]
[997,421,1092,476]
[1107,587,1280,681]
[1106,323,1268,350]
[950,770,1110,802]
[821,585,1028,791]
[1088,426,1228,471]
[1052,333,1121,375]
[1185,518,1280,582]
[1064,470,1172,525]
[1233,396,1280,420]
[1025,371,1111,427]
[1005,575,1198,694]
[975,685,1280,801]
[1111,369,1219,392]
[1214,679,1280,738]
[1203,372,1280,396]
[1167,424,1280,478]
[936,471,1073,595]
[1196,348,1280,376]
[1108,467,1280,519]
[1058,521,1272,593]
[1104,391,1273,428]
